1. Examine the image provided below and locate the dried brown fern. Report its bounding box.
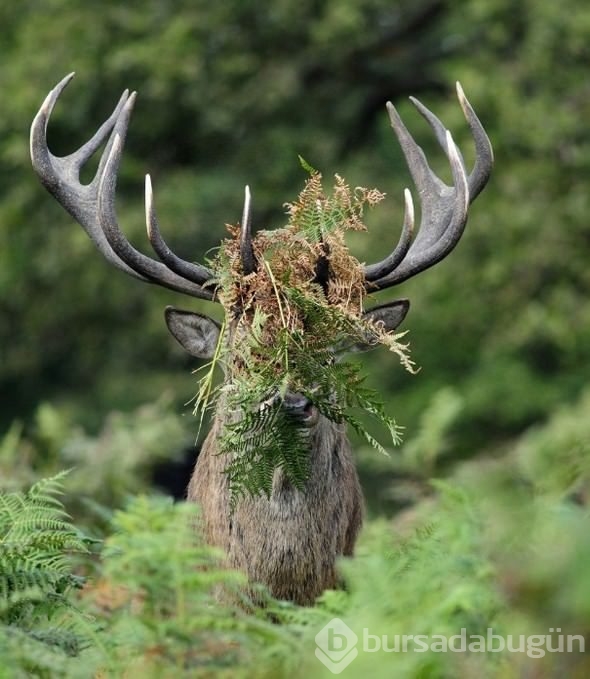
[199,166,414,503]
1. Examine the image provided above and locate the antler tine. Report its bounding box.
[30,73,143,279]
[421,131,469,260]
[364,188,414,281]
[408,94,466,175]
[31,73,131,183]
[145,174,216,291]
[97,132,214,299]
[410,83,493,200]
[240,185,256,275]
[455,82,494,200]
[364,87,491,290]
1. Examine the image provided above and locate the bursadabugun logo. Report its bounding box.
[314,619,585,673]
[315,618,358,674]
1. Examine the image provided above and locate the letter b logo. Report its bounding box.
[315,618,358,674]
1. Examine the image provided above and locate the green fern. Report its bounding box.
[0,472,92,673]
[85,496,300,676]
[222,399,312,507]
[198,167,413,505]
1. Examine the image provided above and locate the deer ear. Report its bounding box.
[164,306,221,359]
[341,299,410,354]
[362,299,410,332]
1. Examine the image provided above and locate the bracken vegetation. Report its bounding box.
[0,473,91,676]
[199,167,413,503]
[2,415,590,677]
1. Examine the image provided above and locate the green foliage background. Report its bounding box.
[1,0,590,676]
[2,0,589,454]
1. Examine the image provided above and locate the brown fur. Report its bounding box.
[187,412,364,605]
[168,303,408,605]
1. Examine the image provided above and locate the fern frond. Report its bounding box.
[200,168,412,504]
[0,473,92,668]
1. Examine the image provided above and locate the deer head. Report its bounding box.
[31,74,492,604]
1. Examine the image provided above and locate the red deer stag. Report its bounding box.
[31,74,492,605]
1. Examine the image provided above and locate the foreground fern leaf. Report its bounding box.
[0,472,92,672]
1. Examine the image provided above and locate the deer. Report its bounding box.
[30,74,492,606]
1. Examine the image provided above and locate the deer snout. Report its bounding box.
[282,392,318,426]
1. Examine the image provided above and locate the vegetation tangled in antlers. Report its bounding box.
[196,165,416,505]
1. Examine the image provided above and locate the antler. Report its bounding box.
[31,75,491,301]
[30,73,243,301]
[365,83,493,291]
